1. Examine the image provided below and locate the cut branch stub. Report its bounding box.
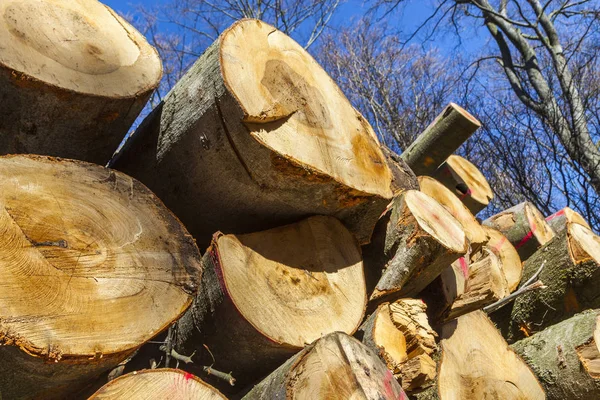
[433,155,493,214]
[546,206,591,234]
[0,155,201,399]
[418,176,487,252]
[483,201,555,262]
[111,19,392,247]
[501,222,600,342]
[360,299,438,392]
[0,0,162,164]
[479,226,523,292]
[89,369,226,399]
[363,190,468,304]
[512,310,600,399]
[401,103,481,176]
[174,216,366,390]
[242,332,407,400]
[436,311,545,400]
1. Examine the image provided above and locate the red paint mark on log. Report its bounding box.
[515,222,537,249]
[493,235,507,253]
[458,257,469,278]
[545,209,565,222]
[458,188,472,200]
[184,372,193,381]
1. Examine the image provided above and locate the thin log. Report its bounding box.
[0,0,161,164]
[242,332,407,400]
[110,19,394,247]
[433,155,493,214]
[512,310,600,399]
[400,103,481,176]
[0,155,201,399]
[483,201,555,261]
[546,206,591,234]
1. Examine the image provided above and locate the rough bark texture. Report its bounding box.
[242,332,407,400]
[483,202,555,262]
[111,19,393,248]
[498,223,600,342]
[512,310,600,400]
[433,155,493,215]
[546,206,591,234]
[363,190,468,304]
[0,155,201,400]
[382,145,420,195]
[0,0,161,164]
[400,103,481,176]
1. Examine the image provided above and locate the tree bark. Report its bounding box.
[483,201,555,261]
[359,299,438,393]
[497,222,600,342]
[512,310,600,399]
[382,145,420,195]
[242,332,407,400]
[546,206,591,234]
[174,216,366,391]
[110,19,394,247]
[0,155,201,399]
[363,190,468,304]
[0,0,161,164]
[418,176,487,253]
[432,155,493,214]
[400,103,481,176]
[89,369,226,399]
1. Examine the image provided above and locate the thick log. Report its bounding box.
[433,155,493,214]
[498,222,600,342]
[382,145,420,194]
[479,226,522,292]
[111,19,393,247]
[400,103,481,176]
[360,299,437,392]
[546,206,591,234]
[89,369,226,399]
[483,202,555,262]
[242,332,407,400]
[418,176,487,252]
[434,311,544,400]
[363,190,468,304]
[0,0,161,164]
[512,310,600,399]
[174,216,366,390]
[0,155,201,399]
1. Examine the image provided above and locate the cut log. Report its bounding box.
[479,226,522,292]
[418,176,487,252]
[89,369,226,399]
[0,0,161,164]
[499,222,600,342]
[483,202,555,262]
[174,216,366,390]
[360,299,437,392]
[433,155,493,214]
[400,103,481,176]
[546,206,591,234]
[242,332,407,400]
[111,19,393,247]
[0,155,201,399]
[363,190,468,303]
[382,145,420,195]
[435,311,545,400]
[512,310,600,399]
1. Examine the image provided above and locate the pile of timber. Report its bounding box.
[1,3,599,399]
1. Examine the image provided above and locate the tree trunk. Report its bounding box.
[497,222,600,342]
[382,145,420,195]
[546,206,591,234]
[363,190,468,304]
[0,155,201,399]
[242,332,407,400]
[435,311,545,400]
[432,155,493,214]
[89,369,226,399]
[400,103,481,176]
[359,299,438,393]
[512,310,600,399]
[174,216,367,391]
[479,226,522,292]
[483,201,555,261]
[418,176,487,252]
[110,19,394,247]
[0,0,161,164]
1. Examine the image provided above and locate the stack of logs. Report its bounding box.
[0,1,599,399]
